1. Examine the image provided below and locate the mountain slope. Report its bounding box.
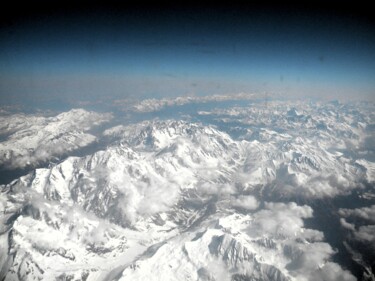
[0,109,112,169]
[0,119,366,280]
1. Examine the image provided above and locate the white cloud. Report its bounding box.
[230,195,259,210]
[353,225,375,247]
[340,218,356,231]
[339,205,375,223]
[247,202,313,238]
[310,261,357,281]
[1,105,371,280]
[339,205,375,250]
[246,202,355,281]
[119,202,355,281]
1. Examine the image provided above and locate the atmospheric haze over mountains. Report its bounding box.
[0,1,375,281]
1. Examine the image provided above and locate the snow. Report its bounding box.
[0,109,112,169]
[0,230,12,280]
[0,99,374,280]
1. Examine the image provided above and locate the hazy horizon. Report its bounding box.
[1,2,375,110]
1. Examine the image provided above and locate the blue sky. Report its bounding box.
[0,3,374,107]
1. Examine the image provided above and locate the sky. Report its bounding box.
[0,1,375,108]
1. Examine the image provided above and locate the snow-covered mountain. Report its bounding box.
[131,93,255,112]
[120,202,354,281]
[0,109,112,170]
[2,110,373,280]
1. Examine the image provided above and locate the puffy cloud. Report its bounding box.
[339,205,375,255]
[274,173,357,199]
[230,195,259,210]
[340,218,356,231]
[247,202,314,238]
[119,173,181,219]
[310,262,357,281]
[339,205,375,223]
[287,243,355,281]
[119,202,355,281]
[245,202,355,281]
[353,225,375,247]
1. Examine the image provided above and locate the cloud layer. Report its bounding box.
[340,205,375,249]
[120,202,355,281]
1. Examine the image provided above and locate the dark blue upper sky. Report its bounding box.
[1,1,374,108]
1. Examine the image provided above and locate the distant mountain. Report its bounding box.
[2,115,371,280]
[0,109,112,169]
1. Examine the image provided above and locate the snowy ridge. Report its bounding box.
[131,92,256,112]
[1,116,369,280]
[0,109,112,169]
[120,205,354,281]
